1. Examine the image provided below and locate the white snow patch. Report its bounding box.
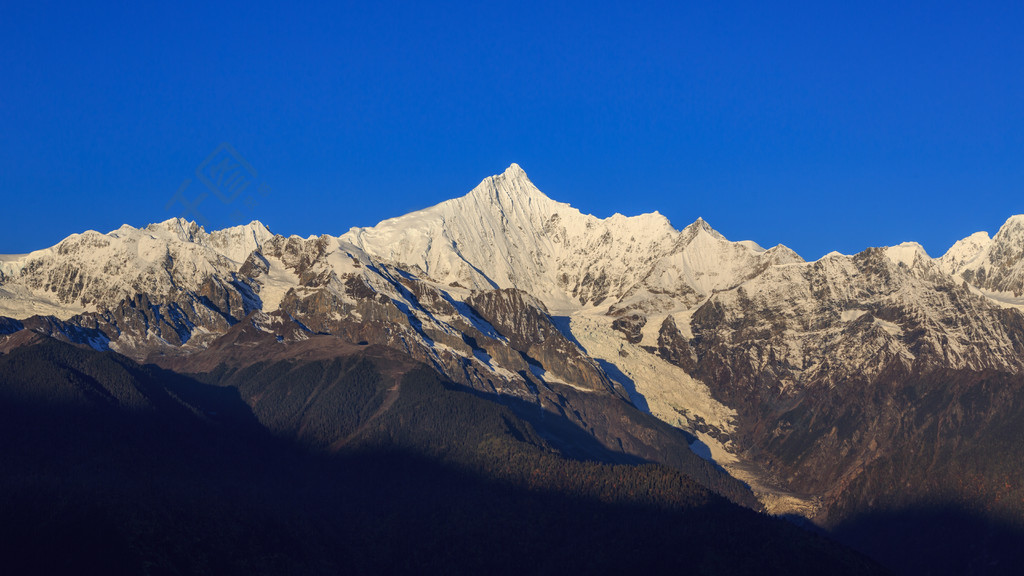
[528,363,585,389]
[817,251,848,261]
[0,286,91,319]
[737,240,766,254]
[258,255,300,312]
[874,317,903,337]
[884,242,930,267]
[968,286,1024,311]
[840,309,868,322]
[568,310,737,455]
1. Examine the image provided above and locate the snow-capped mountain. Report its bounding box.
[342,163,802,315]
[4,163,1024,532]
[0,218,272,319]
[940,215,1024,301]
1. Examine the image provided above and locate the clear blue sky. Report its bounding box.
[2,1,1022,259]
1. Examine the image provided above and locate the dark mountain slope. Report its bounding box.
[161,323,760,508]
[0,338,883,575]
[826,370,1024,575]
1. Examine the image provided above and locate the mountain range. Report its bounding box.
[3,164,1024,574]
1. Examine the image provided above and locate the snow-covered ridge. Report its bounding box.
[341,163,795,314]
[0,219,274,319]
[0,218,272,277]
[883,242,929,268]
[939,215,1024,296]
[3,165,1022,327]
[5,163,1021,333]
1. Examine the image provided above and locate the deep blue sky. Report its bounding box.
[2,1,1022,259]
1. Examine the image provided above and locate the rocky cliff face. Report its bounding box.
[654,238,1024,519]
[464,288,614,393]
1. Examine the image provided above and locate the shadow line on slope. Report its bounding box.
[549,315,586,352]
[594,357,651,413]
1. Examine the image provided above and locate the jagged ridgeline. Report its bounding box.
[3,164,1024,574]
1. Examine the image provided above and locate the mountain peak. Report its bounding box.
[883,241,930,267]
[995,214,1024,241]
[680,217,726,243]
[468,163,553,208]
[146,217,205,242]
[939,231,992,277]
[492,162,532,187]
[504,162,526,177]
[690,217,712,230]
